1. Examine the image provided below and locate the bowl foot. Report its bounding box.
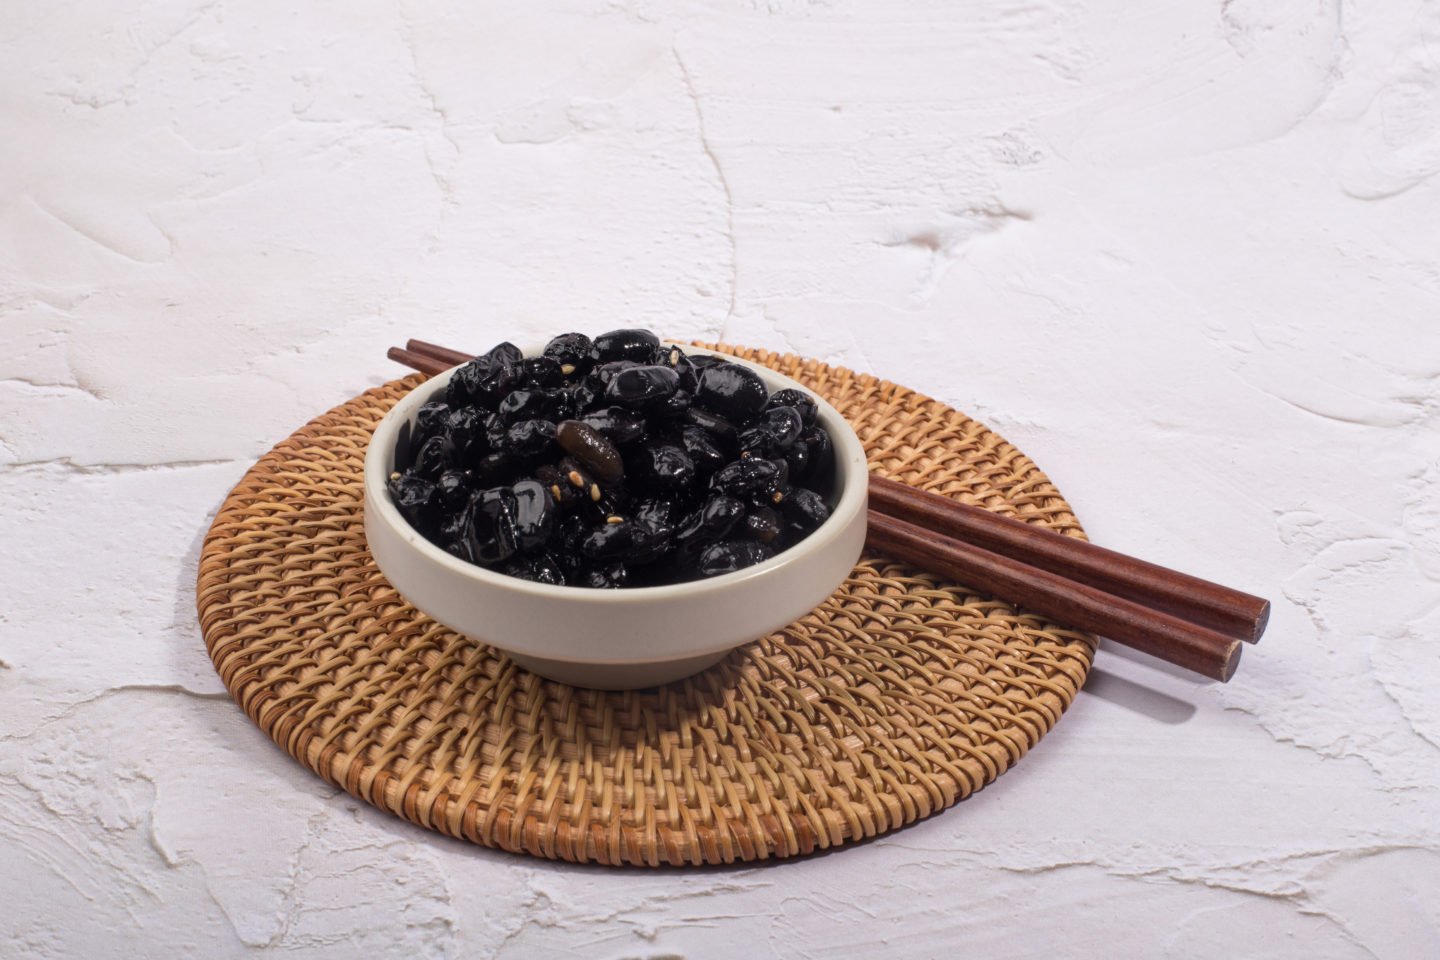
[500,649,731,689]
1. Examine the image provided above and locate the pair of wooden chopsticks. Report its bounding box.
[388,339,1269,682]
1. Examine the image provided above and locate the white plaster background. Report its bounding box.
[2,0,1438,956]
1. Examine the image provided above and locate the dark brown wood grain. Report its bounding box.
[868,474,1269,645]
[865,512,1242,682]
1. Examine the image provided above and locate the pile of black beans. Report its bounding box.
[386,329,834,588]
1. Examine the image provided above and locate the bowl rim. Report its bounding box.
[364,342,869,604]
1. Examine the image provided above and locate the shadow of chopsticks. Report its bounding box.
[1082,667,1199,725]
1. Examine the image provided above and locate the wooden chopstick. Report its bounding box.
[869,475,1268,645]
[866,512,1241,681]
[387,340,1262,682]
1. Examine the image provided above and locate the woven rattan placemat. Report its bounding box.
[197,344,1094,866]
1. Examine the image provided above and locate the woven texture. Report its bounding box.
[197,344,1095,866]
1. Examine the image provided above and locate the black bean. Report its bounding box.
[580,561,628,588]
[555,420,624,484]
[579,406,648,445]
[605,365,680,409]
[633,497,678,533]
[654,388,692,419]
[388,474,440,533]
[796,425,831,484]
[744,507,782,544]
[685,406,738,438]
[415,401,451,443]
[542,332,596,376]
[633,441,695,493]
[783,487,830,534]
[766,389,818,427]
[473,450,521,487]
[436,470,471,512]
[498,388,566,424]
[504,419,558,457]
[681,425,727,477]
[447,344,522,408]
[675,495,745,548]
[520,356,565,388]
[738,405,803,455]
[710,457,782,496]
[697,540,773,577]
[580,520,640,560]
[466,487,519,565]
[695,362,768,418]
[592,328,660,362]
[412,434,452,479]
[503,553,567,585]
[511,479,556,552]
[445,407,488,463]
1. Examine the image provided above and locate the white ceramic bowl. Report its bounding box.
[364,345,869,689]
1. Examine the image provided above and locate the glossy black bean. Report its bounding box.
[555,420,624,484]
[580,561,628,589]
[661,345,701,391]
[580,520,642,560]
[653,388,692,419]
[564,379,599,416]
[415,401,451,443]
[473,450,521,487]
[744,507,783,544]
[467,487,519,565]
[388,474,440,533]
[436,470,471,512]
[592,328,660,362]
[412,434,452,479]
[445,407,488,462]
[710,457,782,496]
[520,356,565,388]
[695,362,768,419]
[684,406,737,437]
[633,442,695,493]
[579,406,647,445]
[502,553,567,585]
[738,405,803,455]
[498,388,565,424]
[675,495,745,547]
[697,540,773,577]
[511,479,556,552]
[605,365,680,409]
[633,497,678,533]
[681,426,727,477]
[784,438,811,480]
[783,487,830,534]
[797,425,831,484]
[542,332,596,376]
[446,345,522,408]
[504,419,558,457]
[766,389,818,427]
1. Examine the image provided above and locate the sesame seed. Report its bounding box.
[550,484,563,501]
[389,471,401,482]
[568,470,584,487]
[590,484,602,501]
[606,516,623,524]
[560,363,575,376]
[669,347,680,365]
[772,491,784,503]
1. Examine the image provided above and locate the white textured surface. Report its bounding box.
[2,0,1437,956]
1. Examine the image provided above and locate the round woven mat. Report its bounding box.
[197,344,1094,866]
